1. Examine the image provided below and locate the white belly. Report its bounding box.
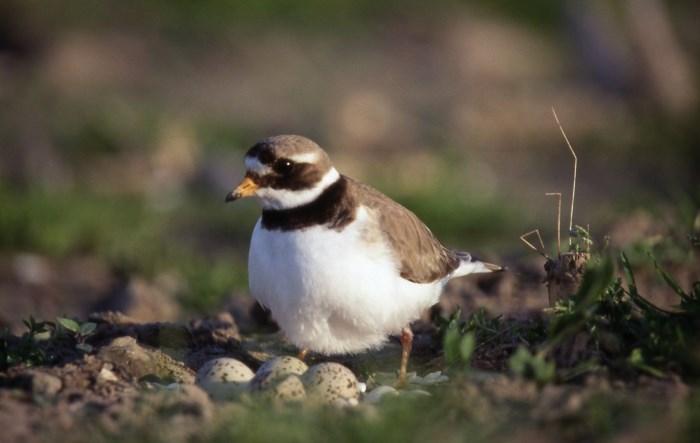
[248,207,443,354]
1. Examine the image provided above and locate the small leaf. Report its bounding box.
[443,326,461,365]
[79,322,97,336]
[508,347,531,376]
[628,348,665,378]
[459,333,476,363]
[532,355,556,383]
[628,348,644,365]
[57,317,80,333]
[33,331,51,341]
[508,347,555,383]
[620,252,637,291]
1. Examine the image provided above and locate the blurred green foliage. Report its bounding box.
[0,186,250,312]
[395,191,520,250]
[1,315,101,369]
[65,379,691,443]
[508,346,556,384]
[440,252,700,381]
[15,0,565,34]
[443,321,475,367]
[0,187,158,259]
[0,317,50,370]
[546,252,700,378]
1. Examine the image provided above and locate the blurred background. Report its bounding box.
[0,0,698,330]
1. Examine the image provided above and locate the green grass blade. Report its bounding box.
[649,253,692,303]
[621,252,674,316]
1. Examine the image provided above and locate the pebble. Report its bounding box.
[409,371,449,385]
[28,370,62,397]
[97,366,119,383]
[363,385,399,404]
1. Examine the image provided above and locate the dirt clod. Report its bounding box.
[98,336,194,384]
[545,252,589,306]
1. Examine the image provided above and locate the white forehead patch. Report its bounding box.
[245,156,272,175]
[287,151,320,164]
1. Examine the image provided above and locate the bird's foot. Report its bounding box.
[395,327,413,389]
[395,374,408,389]
[297,348,309,361]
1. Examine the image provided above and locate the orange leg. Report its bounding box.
[397,327,413,388]
[297,348,309,361]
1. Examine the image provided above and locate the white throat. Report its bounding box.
[256,167,341,210]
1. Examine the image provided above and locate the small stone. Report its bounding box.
[97,367,119,383]
[409,371,449,385]
[28,370,62,397]
[98,336,194,384]
[363,385,399,404]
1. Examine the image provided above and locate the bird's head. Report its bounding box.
[226,135,340,210]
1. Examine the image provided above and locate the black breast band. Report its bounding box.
[261,176,356,231]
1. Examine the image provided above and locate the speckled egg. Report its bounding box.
[250,356,309,391]
[262,374,307,402]
[301,362,360,405]
[195,358,254,400]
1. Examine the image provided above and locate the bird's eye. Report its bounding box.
[274,158,295,174]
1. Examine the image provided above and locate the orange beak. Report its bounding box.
[225,176,258,202]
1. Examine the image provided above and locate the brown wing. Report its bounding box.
[346,176,460,283]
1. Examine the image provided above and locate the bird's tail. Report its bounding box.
[450,251,505,278]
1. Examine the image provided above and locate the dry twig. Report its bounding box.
[551,107,577,247]
[520,229,548,257]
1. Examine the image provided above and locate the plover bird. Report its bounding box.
[226,135,502,384]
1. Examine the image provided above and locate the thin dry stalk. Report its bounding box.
[551,107,577,247]
[545,192,562,254]
[520,229,548,257]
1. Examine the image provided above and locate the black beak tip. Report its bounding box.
[225,192,237,203]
